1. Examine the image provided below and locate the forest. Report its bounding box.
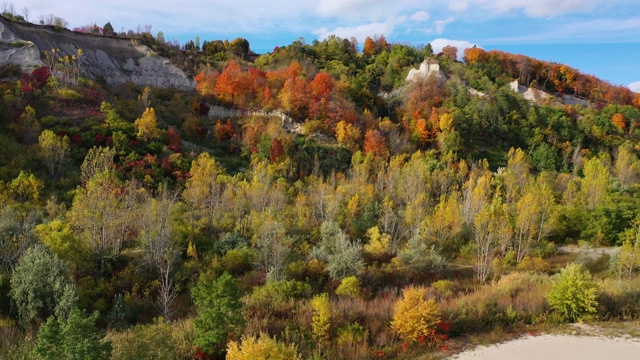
[1,12,640,360]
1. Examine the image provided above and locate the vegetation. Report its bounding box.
[1,10,640,359]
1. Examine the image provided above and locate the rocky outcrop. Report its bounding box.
[0,16,194,90]
[406,60,446,82]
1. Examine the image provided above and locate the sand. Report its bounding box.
[450,334,640,360]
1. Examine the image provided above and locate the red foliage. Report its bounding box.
[363,129,389,158]
[167,126,182,152]
[269,138,284,163]
[310,72,334,100]
[214,119,235,142]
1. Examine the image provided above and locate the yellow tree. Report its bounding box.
[581,156,610,210]
[426,193,462,249]
[135,107,163,142]
[335,120,361,152]
[390,287,441,342]
[614,144,639,189]
[473,195,512,283]
[38,129,70,178]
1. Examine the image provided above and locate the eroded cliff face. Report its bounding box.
[0,17,194,90]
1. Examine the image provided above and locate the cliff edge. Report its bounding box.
[0,16,194,90]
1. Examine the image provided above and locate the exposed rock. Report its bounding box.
[509,80,593,107]
[406,60,446,82]
[0,16,194,90]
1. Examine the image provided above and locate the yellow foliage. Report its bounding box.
[135,107,162,142]
[227,333,301,360]
[310,293,332,343]
[390,287,441,342]
[363,226,390,257]
[335,276,360,298]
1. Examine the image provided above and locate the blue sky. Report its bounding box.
[16,0,640,91]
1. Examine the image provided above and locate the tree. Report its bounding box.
[363,226,390,258]
[8,171,44,203]
[255,221,291,282]
[34,308,112,360]
[11,105,41,144]
[581,156,609,210]
[310,293,332,344]
[227,333,301,360]
[473,195,512,283]
[310,220,364,280]
[80,146,115,185]
[192,272,243,355]
[363,37,375,57]
[102,21,115,36]
[10,245,77,328]
[310,72,334,100]
[611,113,626,131]
[616,218,640,278]
[426,193,462,249]
[194,66,219,98]
[546,263,598,322]
[335,120,361,152]
[390,287,441,343]
[441,45,458,61]
[135,107,163,142]
[363,129,389,158]
[140,187,179,319]
[70,171,140,276]
[38,129,70,178]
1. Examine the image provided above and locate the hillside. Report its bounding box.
[0,16,194,89]
[2,18,640,360]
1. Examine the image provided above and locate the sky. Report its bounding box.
[13,0,640,92]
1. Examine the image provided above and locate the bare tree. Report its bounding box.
[140,185,179,319]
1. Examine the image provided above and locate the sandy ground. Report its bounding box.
[450,334,640,360]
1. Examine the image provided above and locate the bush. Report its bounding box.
[106,318,194,360]
[227,333,301,360]
[336,276,361,298]
[390,287,440,343]
[546,263,598,322]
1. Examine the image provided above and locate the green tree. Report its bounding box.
[10,245,77,328]
[34,308,112,360]
[192,272,243,355]
[546,263,598,322]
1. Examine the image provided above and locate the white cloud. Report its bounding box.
[448,1,469,12]
[629,81,640,93]
[476,0,600,17]
[313,16,406,42]
[410,11,430,22]
[429,38,479,60]
[429,17,455,34]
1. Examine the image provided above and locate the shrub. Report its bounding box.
[227,333,301,360]
[106,318,194,360]
[390,287,440,343]
[546,263,598,322]
[336,276,360,298]
[517,256,551,273]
